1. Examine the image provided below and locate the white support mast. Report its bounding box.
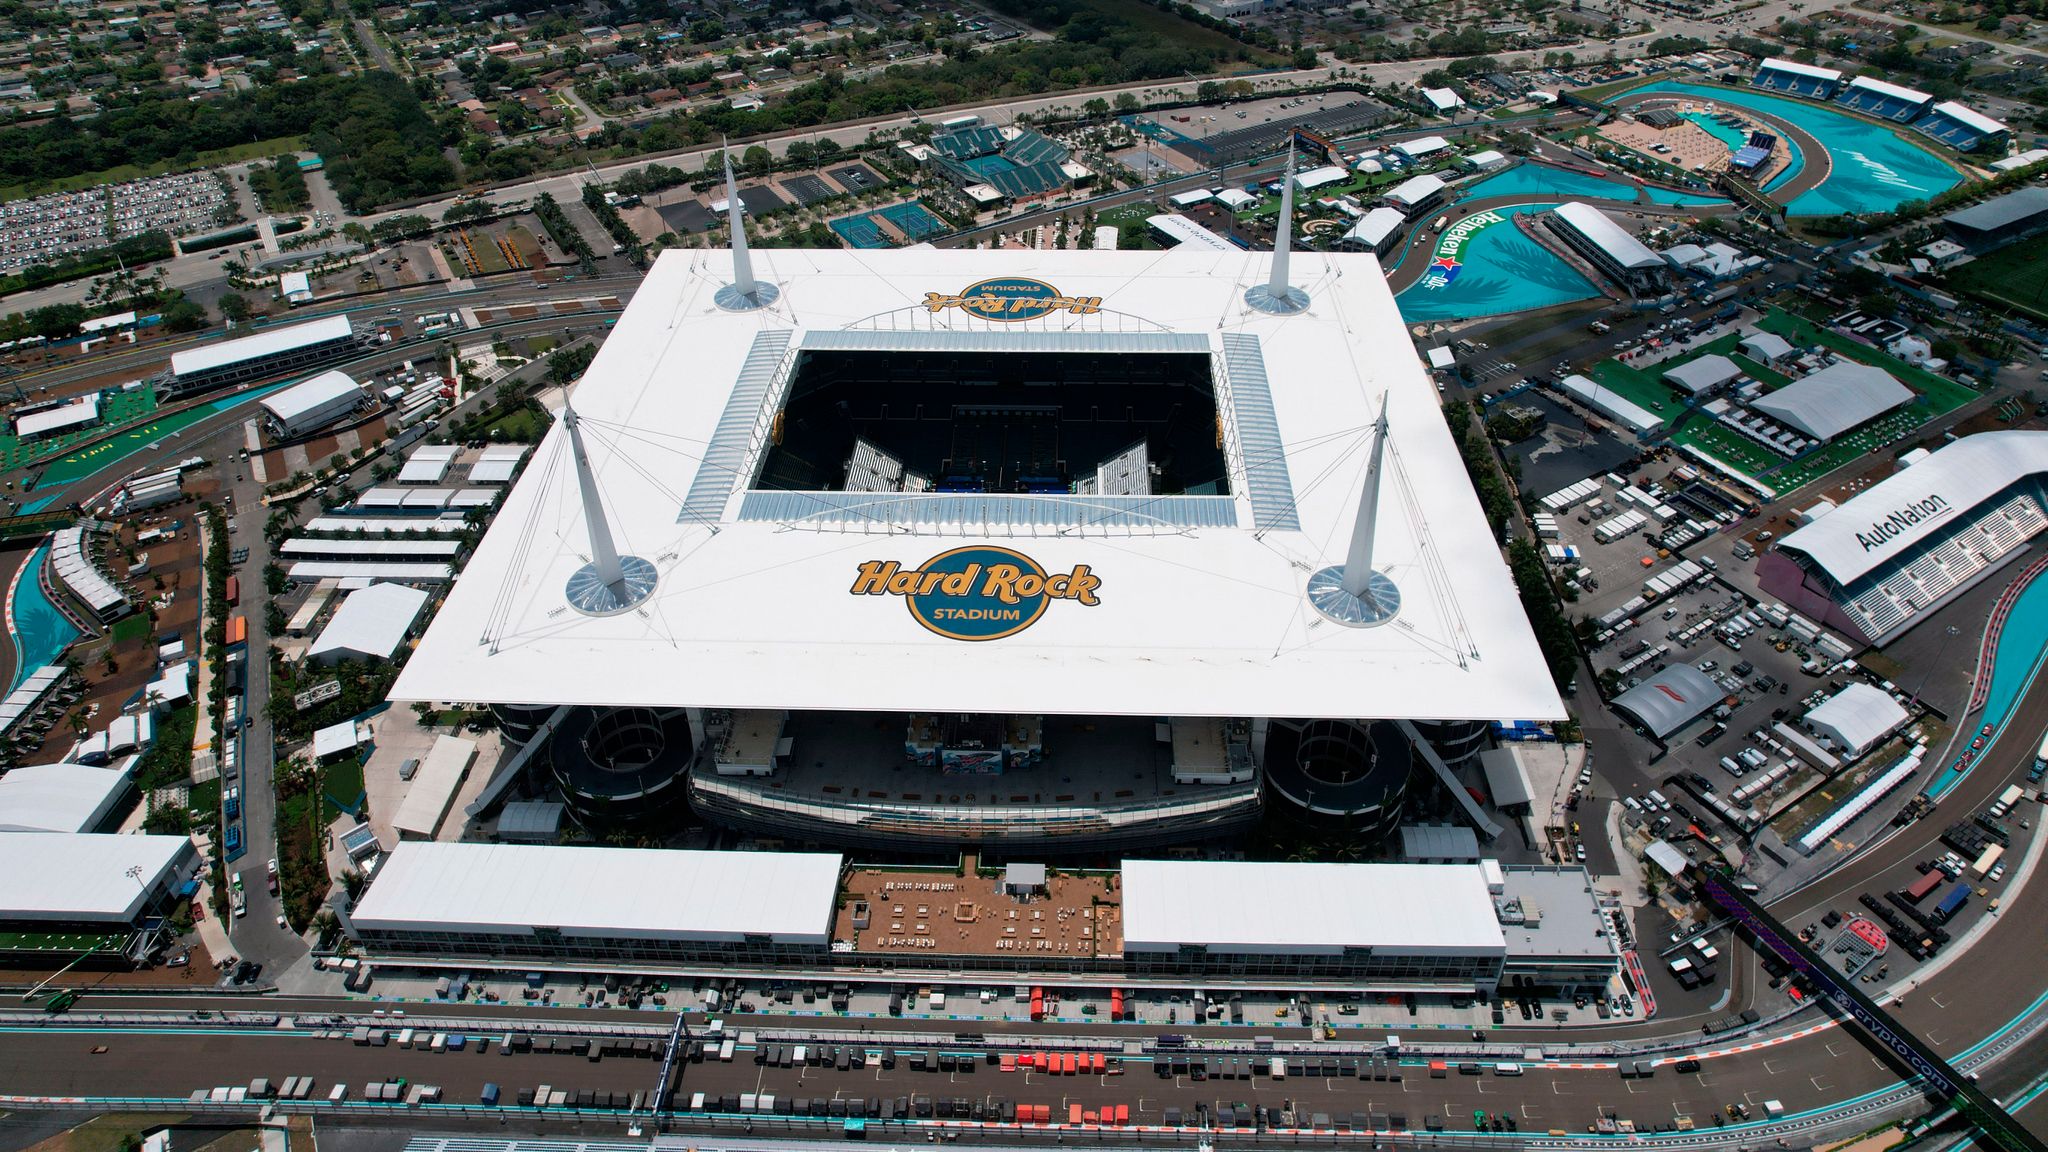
[1308,397,1401,626]
[1245,143,1309,315]
[715,141,780,311]
[562,404,658,615]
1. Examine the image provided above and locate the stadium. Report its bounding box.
[1756,431,2048,646]
[1750,59,2009,153]
[392,188,1561,854]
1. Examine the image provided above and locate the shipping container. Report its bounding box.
[225,576,240,606]
[1904,868,1942,902]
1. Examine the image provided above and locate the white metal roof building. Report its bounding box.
[1421,87,1464,114]
[166,314,357,397]
[302,515,469,536]
[0,762,135,832]
[468,444,529,485]
[1121,860,1510,985]
[1612,663,1722,739]
[1292,165,1350,191]
[1804,682,1908,758]
[1393,136,1450,160]
[286,562,453,585]
[0,832,198,928]
[1384,174,1448,215]
[1739,331,1795,363]
[1750,360,1913,442]
[398,445,460,485]
[260,369,365,440]
[279,538,463,561]
[1342,207,1407,256]
[1545,202,1666,295]
[280,270,313,304]
[1558,373,1665,435]
[1663,354,1742,395]
[1837,75,1935,121]
[307,582,431,666]
[390,733,478,841]
[1758,432,2048,646]
[346,841,845,963]
[15,395,99,441]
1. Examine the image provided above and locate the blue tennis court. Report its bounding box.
[829,213,889,249]
[877,202,947,241]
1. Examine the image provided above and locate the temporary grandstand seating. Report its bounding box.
[1753,60,1841,99]
[1839,490,2047,642]
[1835,77,1933,123]
[1914,101,2008,153]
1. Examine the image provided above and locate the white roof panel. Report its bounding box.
[1759,58,1841,81]
[1805,682,1907,754]
[1122,860,1505,955]
[1776,431,2048,583]
[1846,75,1931,104]
[309,583,430,663]
[1930,100,2007,136]
[169,314,353,378]
[1751,360,1912,441]
[1663,354,1742,394]
[0,832,191,921]
[1147,213,1236,251]
[1394,135,1450,158]
[1552,202,1661,270]
[390,733,476,839]
[393,248,1561,723]
[1345,207,1406,247]
[260,369,362,425]
[16,395,99,439]
[0,762,131,832]
[1386,173,1446,207]
[350,841,843,942]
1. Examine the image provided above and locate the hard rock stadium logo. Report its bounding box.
[850,546,1102,641]
[923,278,1104,323]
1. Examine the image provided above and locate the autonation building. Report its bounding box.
[1758,431,2048,646]
[393,227,1560,852]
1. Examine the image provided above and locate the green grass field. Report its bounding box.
[1948,232,2048,324]
[0,137,305,201]
[1585,307,1981,497]
[322,756,365,821]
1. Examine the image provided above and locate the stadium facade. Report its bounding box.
[394,225,1560,853]
[1757,431,2048,646]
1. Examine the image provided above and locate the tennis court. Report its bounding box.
[782,174,836,205]
[876,202,947,241]
[830,213,890,249]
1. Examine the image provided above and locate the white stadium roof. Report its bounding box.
[1760,57,1841,81]
[0,832,191,922]
[392,248,1561,722]
[1552,202,1662,270]
[1776,431,2048,585]
[0,762,131,832]
[1751,360,1912,442]
[350,841,843,943]
[169,314,353,378]
[1122,860,1505,956]
[260,369,362,426]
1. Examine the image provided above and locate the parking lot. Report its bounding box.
[0,170,237,271]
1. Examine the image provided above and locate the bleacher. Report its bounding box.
[1841,490,2048,643]
[1914,101,2008,153]
[1753,59,1842,99]
[1836,77,1933,123]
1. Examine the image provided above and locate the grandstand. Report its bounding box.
[1915,101,2009,153]
[1753,58,1842,98]
[1835,76,1934,123]
[1757,431,2048,646]
[923,124,1086,203]
[1730,132,1777,175]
